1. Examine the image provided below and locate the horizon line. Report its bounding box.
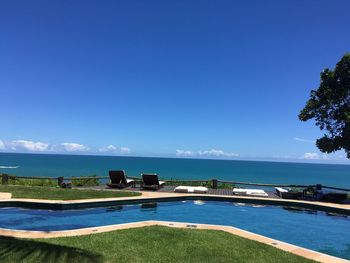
[0,151,349,166]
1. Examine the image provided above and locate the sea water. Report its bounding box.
[0,153,349,188]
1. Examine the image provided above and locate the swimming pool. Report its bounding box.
[0,200,349,260]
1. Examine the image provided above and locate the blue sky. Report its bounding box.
[0,0,349,163]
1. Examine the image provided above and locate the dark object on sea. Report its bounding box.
[141,173,165,190]
[107,170,135,188]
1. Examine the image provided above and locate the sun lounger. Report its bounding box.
[141,173,165,190]
[174,186,208,194]
[233,188,268,197]
[107,170,135,188]
[246,190,268,197]
[275,187,288,197]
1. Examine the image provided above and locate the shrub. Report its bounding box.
[71,175,100,187]
[7,177,57,187]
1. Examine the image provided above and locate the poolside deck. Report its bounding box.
[81,185,281,199]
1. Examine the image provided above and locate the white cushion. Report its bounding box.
[275,187,288,193]
[246,190,268,197]
[126,179,134,183]
[159,181,165,185]
[232,188,249,193]
[233,188,268,197]
[174,186,208,193]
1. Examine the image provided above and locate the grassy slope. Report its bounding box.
[0,185,140,200]
[0,226,314,263]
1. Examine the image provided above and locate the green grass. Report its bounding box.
[0,185,140,200]
[0,226,314,263]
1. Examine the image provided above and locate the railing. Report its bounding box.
[1,173,350,192]
[0,173,109,186]
[216,180,311,188]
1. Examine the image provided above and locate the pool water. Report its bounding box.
[1,200,349,260]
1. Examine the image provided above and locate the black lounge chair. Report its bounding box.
[141,173,165,190]
[107,170,135,188]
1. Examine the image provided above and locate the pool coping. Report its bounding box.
[0,220,347,263]
[1,190,350,214]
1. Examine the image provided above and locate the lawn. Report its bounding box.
[0,185,140,200]
[0,226,314,263]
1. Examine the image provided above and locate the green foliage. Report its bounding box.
[0,226,313,263]
[71,175,100,187]
[0,175,100,187]
[299,53,350,158]
[288,187,303,193]
[217,183,235,189]
[7,178,56,187]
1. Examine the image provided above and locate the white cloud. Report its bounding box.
[61,143,89,152]
[300,152,331,160]
[294,137,315,143]
[11,140,49,152]
[99,145,118,153]
[120,147,131,154]
[0,140,5,150]
[176,149,194,157]
[322,154,330,160]
[198,149,239,157]
[301,152,319,160]
[99,145,131,154]
[176,149,238,158]
[0,139,131,155]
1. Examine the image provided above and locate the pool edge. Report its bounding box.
[1,192,350,215]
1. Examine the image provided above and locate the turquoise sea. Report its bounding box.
[0,153,350,188]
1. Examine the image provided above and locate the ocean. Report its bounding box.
[0,153,349,188]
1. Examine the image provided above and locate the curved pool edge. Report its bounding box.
[0,220,347,263]
[1,191,350,215]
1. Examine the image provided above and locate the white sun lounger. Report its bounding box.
[232,188,268,197]
[275,187,288,194]
[274,187,289,197]
[174,186,208,194]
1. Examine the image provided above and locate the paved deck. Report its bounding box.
[82,184,281,198]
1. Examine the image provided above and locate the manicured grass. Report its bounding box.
[0,185,140,200]
[0,226,314,263]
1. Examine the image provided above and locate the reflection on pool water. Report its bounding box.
[0,200,349,260]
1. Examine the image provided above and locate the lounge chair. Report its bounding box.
[174,186,208,194]
[275,187,288,197]
[233,188,268,197]
[141,173,165,190]
[107,170,135,188]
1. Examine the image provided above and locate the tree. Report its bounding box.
[299,53,350,158]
